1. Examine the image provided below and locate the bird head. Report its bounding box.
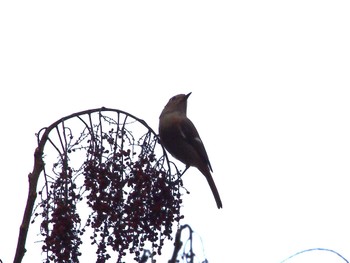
[160,92,192,116]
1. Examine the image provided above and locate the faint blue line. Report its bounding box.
[280,248,349,263]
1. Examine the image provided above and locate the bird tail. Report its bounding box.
[201,167,223,209]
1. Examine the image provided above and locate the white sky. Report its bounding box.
[1,1,350,262]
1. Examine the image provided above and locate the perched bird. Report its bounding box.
[159,92,222,209]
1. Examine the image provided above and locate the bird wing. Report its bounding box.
[179,117,213,172]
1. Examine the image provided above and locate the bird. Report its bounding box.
[159,92,222,209]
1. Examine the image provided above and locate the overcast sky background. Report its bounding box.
[1,1,350,262]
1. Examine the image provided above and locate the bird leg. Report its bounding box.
[180,165,189,177]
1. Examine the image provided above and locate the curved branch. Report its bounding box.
[168,224,193,263]
[13,107,175,263]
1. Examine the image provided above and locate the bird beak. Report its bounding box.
[186,92,192,99]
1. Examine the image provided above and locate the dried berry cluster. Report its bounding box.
[37,117,183,263]
[40,167,83,262]
[84,145,182,262]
